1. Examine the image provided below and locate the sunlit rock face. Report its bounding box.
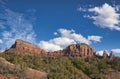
[63,43,95,57]
[4,39,114,59]
[5,39,48,56]
[5,39,95,58]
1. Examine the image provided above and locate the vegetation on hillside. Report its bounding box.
[0,53,120,79]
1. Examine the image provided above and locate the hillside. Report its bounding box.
[0,53,120,79]
[0,56,47,79]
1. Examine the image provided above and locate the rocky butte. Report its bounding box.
[5,39,114,59]
[5,39,48,56]
[63,43,95,57]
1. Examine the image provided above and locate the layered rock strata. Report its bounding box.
[5,39,48,56]
[5,39,114,59]
[63,43,94,57]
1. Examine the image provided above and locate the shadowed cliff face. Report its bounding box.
[4,39,114,59]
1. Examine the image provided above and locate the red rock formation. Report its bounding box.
[5,39,47,56]
[5,40,95,58]
[5,39,64,57]
[109,51,114,60]
[5,39,113,59]
[63,43,94,57]
[102,50,108,59]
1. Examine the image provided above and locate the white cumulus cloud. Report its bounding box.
[58,28,90,44]
[49,37,76,48]
[88,3,120,31]
[111,48,120,53]
[39,28,102,52]
[38,41,62,52]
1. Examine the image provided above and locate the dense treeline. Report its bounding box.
[0,53,120,79]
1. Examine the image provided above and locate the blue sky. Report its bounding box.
[0,0,120,56]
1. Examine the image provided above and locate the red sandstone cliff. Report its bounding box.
[63,43,95,57]
[4,39,114,59]
[5,39,95,58]
[5,39,48,56]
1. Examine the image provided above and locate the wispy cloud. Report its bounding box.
[0,0,7,9]
[88,3,120,31]
[39,28,102,52]
[0,39,3,44]
[88,36,102,42]
[0,2,36,49]
[77,7,87,12]
[0,0,7,5]
[0,22,5,29]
